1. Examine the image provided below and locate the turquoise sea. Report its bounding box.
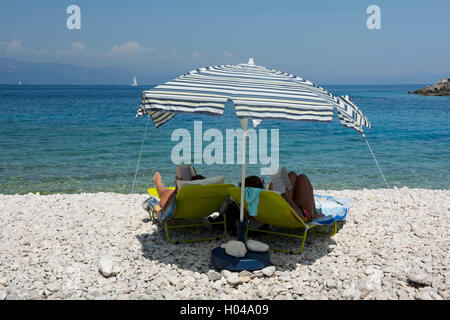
[0,84,449,194]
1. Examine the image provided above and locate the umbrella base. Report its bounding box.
[210,247,270,271]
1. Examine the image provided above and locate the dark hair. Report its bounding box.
[239,175,264,189]
[191,175,205,181]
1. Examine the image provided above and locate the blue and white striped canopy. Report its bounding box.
[136,60,371,133]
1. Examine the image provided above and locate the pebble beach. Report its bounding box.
[0,188,448,300]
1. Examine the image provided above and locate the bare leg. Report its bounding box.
[153,172,175,209]
[292,174,323,219]
[288,171,297,192]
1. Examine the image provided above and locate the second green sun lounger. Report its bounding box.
[147,184,234,244]
[227,187,337,254]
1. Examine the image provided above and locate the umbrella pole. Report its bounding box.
[210,116,269,271]
[238,118,248,242]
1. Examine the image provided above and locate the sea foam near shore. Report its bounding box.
[0,188,448,300]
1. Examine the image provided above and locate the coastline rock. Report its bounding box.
[411,78,450,96]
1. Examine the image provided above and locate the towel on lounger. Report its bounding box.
[308,194,351,226]
[245,187,263,217]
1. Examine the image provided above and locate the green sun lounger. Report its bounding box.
[227,187,337,254]
[147,184,234,244]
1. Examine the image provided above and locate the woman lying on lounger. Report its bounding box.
[210,171,323,231]
[152,171,205,218]
[243,172,324,223]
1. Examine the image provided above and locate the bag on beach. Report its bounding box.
[142,196,158,212]
[208,197,239,236]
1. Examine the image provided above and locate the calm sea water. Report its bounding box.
[0,84,448,194]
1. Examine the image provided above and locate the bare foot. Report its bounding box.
[313,210,325,220]
[153,172,163,189]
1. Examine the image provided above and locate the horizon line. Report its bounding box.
[0,83,432,87]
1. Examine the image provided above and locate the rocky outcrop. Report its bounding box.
[410,78,450,96]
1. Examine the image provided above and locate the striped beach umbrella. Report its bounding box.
[135,58,373,248]
[136,58,371,134]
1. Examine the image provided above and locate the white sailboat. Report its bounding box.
[131,75,138,87]
[18,80,22,85]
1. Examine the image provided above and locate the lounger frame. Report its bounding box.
[147,184,233,244]
[228,187,338,254]
[164,214,228,244]
[244,220,337,254]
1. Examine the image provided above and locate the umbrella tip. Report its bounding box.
[247,58,255,65]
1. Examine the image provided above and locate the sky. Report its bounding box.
[0,0,449,84]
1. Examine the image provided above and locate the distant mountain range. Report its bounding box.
[0,56,173,85]
[0,56,447,86]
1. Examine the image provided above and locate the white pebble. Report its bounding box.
[224,240,247,258]
[246,239,269,253]
[98,256,120,278]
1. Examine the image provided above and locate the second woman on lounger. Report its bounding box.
[243,171,323,223]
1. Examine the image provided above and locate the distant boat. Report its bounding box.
[18,81,22,85]
[131,75,138,87]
